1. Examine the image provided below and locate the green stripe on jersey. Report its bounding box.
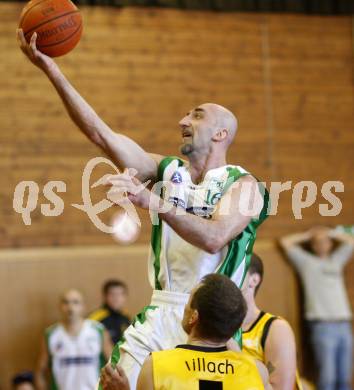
[45,325,60,390]
[217,168,269,288]
[109,306,158,367]
[151,156,184,290]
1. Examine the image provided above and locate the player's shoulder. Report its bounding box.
[263,312,292,330]
[262,313,295,346]
[89,307,110,322]
[45,322,60,337]
[85,318,105,332]
[267,316,294,335]
[159,156,186,169]
[226,164,250,175]
[152,346,197,364]
[157,156,187,181]
[152,347,180,358]
[224,165,258,186]
[225,349,257,363]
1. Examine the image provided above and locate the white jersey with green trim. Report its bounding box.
[149,157,269,293]
[46,319,104,390]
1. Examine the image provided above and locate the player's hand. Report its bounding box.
[101,364,130,390]
[17,29,54,71]
[106,170,158,211]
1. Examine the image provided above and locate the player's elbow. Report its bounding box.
[204,236,226,254]
[87,130,106,149]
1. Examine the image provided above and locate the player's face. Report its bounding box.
[311,233,333,257]
[60,290,84,322]
[14,384,35,390]
[240,272,251,295]
[178,106,216,156]
[105,286,127,312]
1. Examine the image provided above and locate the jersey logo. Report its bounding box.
[205,190,222,206]
[55,342,63,352]
[185,358,234,375]
[171,171,183,184]
[168,196,186,209]
[60,356,95,366]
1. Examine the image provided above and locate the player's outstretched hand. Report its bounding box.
[17,29,54,71]
[101,363,130,390]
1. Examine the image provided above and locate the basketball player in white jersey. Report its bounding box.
[35,289,113,390]
[18,31,270,390]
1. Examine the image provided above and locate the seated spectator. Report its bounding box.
[101,274,272,390]
[280,227,354,390]
[90,280,131,345]
[36,289,113,390]
[12,371,35,390]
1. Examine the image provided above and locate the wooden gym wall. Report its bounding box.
[1,3,353,247]
[0,2,353,388]
[0,241,301,389]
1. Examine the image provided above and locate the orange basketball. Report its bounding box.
[19,0,83,58]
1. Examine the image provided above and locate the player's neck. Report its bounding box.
[62,318,84,336]
[188,152,227,183]
[242,299,260,331]
[187,334,226,349]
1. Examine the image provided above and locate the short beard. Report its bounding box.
[180,143,194,156]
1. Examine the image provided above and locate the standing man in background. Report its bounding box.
[280,227,354,390]
[90,280,131,345]
[36,289,113,390]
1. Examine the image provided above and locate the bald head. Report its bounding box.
[199,103,238,144]
[60,289,84,303]
[60,289,85,322]
[179,103,238,157]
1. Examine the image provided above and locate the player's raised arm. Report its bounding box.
[17,29,163,182]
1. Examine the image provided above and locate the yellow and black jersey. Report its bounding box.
[89,305,130,345]
[152,344,264,390]
[242,311,276,361]
[242,311,303,390]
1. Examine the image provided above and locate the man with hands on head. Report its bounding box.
[101,274,272,390]
[18,30,269,390]
[280,226,354,390]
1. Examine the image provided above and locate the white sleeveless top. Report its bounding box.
[148,157,269,293]
[46,319,104,390]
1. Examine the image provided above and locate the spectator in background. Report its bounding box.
[280,227,354,390]
[90,280,131,345]
[36,289,113,390]
[12,372,35,390]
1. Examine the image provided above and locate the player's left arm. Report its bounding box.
[160,175,263,253]
[137,355,154,390]
[108,173,263,253]
[263,319,297,390]
[102,329,114,361]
